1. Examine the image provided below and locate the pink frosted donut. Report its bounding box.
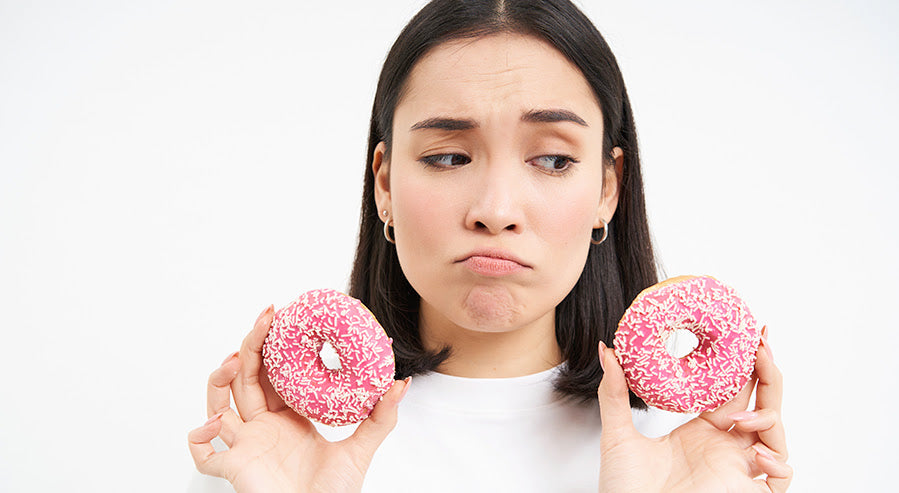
[262,289,395,426]
[613,276,761,413]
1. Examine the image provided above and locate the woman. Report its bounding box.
[188,0,791,491]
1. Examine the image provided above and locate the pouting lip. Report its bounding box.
[454,248,531,268]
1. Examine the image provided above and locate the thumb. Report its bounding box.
[597,342,638,441]
[349,377,410,454]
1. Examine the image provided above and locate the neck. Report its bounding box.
[418,300,563,378]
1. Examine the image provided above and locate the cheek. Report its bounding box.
[394,181,445,240]
[389,169,458,275]
[538,183,601,246]
[532,180,603,290]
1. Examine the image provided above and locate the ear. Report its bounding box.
[372,141,391,222]
[594,146,624,228]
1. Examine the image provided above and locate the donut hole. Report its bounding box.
[665,328,700,358]
[319,341,342,371]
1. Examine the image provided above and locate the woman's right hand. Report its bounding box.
[188,305,410,493]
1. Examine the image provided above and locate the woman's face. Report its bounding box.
[374,33,622,338]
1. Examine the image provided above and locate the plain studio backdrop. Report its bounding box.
[1,0,896,491]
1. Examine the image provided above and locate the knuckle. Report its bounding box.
[596,380,612,399]
[207,373,225,389]
[211,404,231,416]
[239,337,252,355]
[208,365,237,388]
[242,372,260,387]
[760,408,780,422]
[768,365,783,384]
[195,459,215,476]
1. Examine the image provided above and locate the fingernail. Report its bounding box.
[399,376,412,401]
[728,411,758,421]
[761,324,769,340]
[204,411,224,426]
[256,305,269,322]
[221,351,239,366]
[752,444,775,461]
[598,341,607,372]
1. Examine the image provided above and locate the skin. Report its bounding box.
[599,325,793,492]
[188,306,411,493]
[373,33,623,377]
[188,33,792,492]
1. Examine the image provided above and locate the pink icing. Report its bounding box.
[613,276,761,413]
[263,289,396,426]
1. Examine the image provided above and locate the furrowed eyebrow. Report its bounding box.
[410,117,478,131]
[409,109,587,131]
[521,108,588,127]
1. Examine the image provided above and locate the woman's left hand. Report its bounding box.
[596,327,792,492]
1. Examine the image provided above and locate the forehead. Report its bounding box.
[396,33,603,126]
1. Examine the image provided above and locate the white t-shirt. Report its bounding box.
[188,366,692,492]
[326,365,691,492]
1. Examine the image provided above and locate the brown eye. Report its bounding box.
[531,155,577,173]
[420,154,471,167]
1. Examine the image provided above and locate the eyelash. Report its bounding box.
[531,155,579,174]
[419,154,472,168]
[418,154,579,175]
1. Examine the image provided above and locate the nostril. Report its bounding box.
[469,218,518,234]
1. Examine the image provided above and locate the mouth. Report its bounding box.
[456,248,530,277]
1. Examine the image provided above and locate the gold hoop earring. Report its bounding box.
[591,219,608,245]
[383,218,396,244]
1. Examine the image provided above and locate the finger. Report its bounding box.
[699,372,757,431]
[729,408,788,460]
[188,413,228,478]
[754,335,783,413]
[232,305,275,421]
[597,342,640,442]
[350,377,410,454]
[207,352,240,417]
[259,360,289,413]
[752,444,793,492]
[217,408,242,446]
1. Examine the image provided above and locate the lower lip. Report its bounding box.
[462,256,525,276]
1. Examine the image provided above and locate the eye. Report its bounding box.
[530,155,578,174]
[419,153,471,168]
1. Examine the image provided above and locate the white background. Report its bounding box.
[1,0,896,491]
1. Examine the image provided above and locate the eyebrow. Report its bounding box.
[410,117,477,131]
[521,108,588,127]
[409,108,588,132]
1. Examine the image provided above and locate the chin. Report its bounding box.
[459,284,518,322]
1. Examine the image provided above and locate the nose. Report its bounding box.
[463,158,525,235]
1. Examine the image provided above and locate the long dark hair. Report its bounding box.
[349,0,656,408]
